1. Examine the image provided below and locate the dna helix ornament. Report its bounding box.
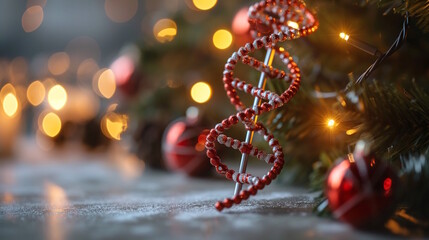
[205,0,318,211]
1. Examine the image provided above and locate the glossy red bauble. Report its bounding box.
[162,118,211,177]
[325,154,398,228]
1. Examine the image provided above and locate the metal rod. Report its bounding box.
[234,47,276,196]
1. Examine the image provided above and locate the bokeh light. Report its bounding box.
[77,58,99,83]
[101,112,128,140]
[153,19,177,43]
[190,81,212,103]
[213,29,233,50]
[105,0,138,23]
[97,69,116,99]
[48,52,70,76]
[232,8,250,35]
[110,56,134,86]
[192,0,217,10]
[22,5,44,32]
[9,57,28,84]
[48,84,67,110]
[27,80,46,106]
[2,93,19,117]
[42,112,62,137]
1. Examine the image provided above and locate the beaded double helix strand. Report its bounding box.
[205,0,318,211]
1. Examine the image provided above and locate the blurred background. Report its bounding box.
[0,0,234,164]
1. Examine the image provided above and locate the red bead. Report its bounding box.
[215,202,224,211]
[223,198,233,208]
[233,195,242,204]
[249,186,258,195]
[240,190,250,200]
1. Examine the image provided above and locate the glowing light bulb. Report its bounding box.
[339,32,350,41]
[327,119,335,128]
[2,93,19,117]
[213,29,233,50]
[42,112,62,137]
[192,0,217,10]
[27,80,46,106]
[346,128,358,135]
[48,84,67,110]
[190,82,212,103]
[287,21,299,30]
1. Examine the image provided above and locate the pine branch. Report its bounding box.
[345,80,429,160]
[369,0,429,31]
[399,152,429,219]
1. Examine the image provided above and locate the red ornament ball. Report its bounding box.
[231,7,253,47]
[325,154,398,228]
[111,55,143,97]
[162,117,211,177]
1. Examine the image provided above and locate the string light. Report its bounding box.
[213,29,233,49]
[327,119,335,128]
[339,32,349,41]
[339,32,381,57]
[346,128,358,135]
[190,82,212,103]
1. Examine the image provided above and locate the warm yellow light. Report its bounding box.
[102,113,128,140]
[48,52,70,75]
[2,93,19,117]
[346,128,358,135]
[105,0,138,23]
[27,80,46,106]
[48,85,67,110]
[339,32,350,41]
[287,21,299,30]
[191,81,212,103]
[157,28,177,38]
[213,29,233,50]
[327,119,335,128]
[42,112,62,137]
[98,69,116,99]
[192,0,217,10]
[22,5,44,32]
[153,19,177,43]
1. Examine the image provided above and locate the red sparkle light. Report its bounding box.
[383,178,392,192]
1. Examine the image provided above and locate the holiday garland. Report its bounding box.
[205,0,318,211]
